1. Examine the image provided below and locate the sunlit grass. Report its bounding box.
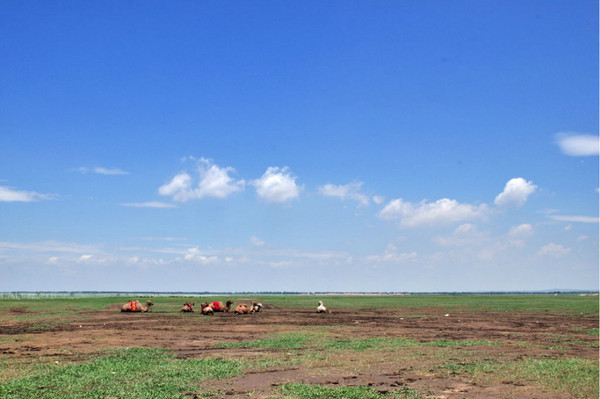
[0,347,241,398]
[434,356,598,399]
[280,383,426,399]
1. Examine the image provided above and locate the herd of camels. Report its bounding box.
[120,299,329,314]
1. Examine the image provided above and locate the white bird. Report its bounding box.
[317,300,327,313]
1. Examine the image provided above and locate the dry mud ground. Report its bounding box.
[1,302,598,398]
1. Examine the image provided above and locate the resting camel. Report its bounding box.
[251,301,263,313]
[234,303,252,314]
[121,300,153,312]
[211,300,233,312]
[200,302,214,315]
[317,300,327,313]
[180,302,195,312]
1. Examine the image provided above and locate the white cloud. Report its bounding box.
[319,182,370,206]
[159,173,192,200]
[197,161,245,198]
[372,196,385,205]
[366,243,418,263]
[94,167,129,175]
[0,240,99,254]
[159,158,244,201]
[494,178,537,208]
[0,185,54,202]
[251,166,300,203]
[433,223,490,246]
[555,133,599,156]
[549,215,599,223]
[78,254,94,263]
[184,247,219,264]
[250,236,266,247]
[508,223,534,238]
[121,201,177,208]
[75,167,129,175]
[537,243,571,257]
[127,256,140,264]
[378,198,489,228]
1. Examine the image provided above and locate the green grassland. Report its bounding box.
[0,294,597,398]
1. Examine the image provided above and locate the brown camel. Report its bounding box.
[121,300,153,312]
[200,302,214,315]
[209,300,233,312]
[234,303,252,314]
[180,302,195,312]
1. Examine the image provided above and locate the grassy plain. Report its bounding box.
[0,294,597,398]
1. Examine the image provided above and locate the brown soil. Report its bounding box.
[1,303,597,398]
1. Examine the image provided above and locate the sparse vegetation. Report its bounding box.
[0,294,597,398]
[0,347,241,399]
[280,383,426,398]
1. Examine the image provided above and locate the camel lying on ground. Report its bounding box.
[180,302,194,312]
[234,303,252,314]
[251,301,263,312]
[317,300,327,313]
[200,302,214,315]
[235,301,262,314]
[121,300,153,312]
[199,300,233,315]
[212,300,233,312]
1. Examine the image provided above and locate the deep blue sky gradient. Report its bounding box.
[1,1,597,291]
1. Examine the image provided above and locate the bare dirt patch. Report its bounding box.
[1,303,597,398]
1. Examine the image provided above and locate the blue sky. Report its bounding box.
[1,1,598,292]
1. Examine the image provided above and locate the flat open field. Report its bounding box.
[0,295,598,398]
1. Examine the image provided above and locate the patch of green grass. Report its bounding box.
[516,357,599,398]
[547,336,598,348]
[215,332,312,349]
[435,356,598,399]
[570,327,599,337]
[280,383,425,398]
[2,294,597,316]
[425,339,500,348]
[324,337,418,351]
[0,347,241,398]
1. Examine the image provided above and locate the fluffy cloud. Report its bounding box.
[319,182,370,206]
[378,198,489,228]
[159,173,192,200]
[159,158,244,201]
[251,166,300,203]
[184,247,219,264]
[537,243,571,257]
[494,178,537,208]
[555,133,599,156]
[507,223,534,238]
[0,186,54,202]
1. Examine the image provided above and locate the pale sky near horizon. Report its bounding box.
[1,1,598,292]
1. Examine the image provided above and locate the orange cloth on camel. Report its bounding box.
[131,301,136,311]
